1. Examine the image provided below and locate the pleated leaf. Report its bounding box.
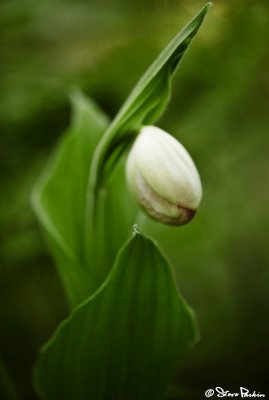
[34,232,198,400]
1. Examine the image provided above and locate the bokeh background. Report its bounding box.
[1,0,269,399]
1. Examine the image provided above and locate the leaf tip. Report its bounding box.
[201,2,213,17]
[197,2,213,20]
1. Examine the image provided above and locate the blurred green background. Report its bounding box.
[1,0,269,399]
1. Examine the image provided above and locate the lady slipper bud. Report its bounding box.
[126,125,202,225]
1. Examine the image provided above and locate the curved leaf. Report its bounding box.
[34,231,198,400]
[31,90,109,306]
[90,3,212,190]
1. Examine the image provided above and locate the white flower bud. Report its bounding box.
[126,125,202,225]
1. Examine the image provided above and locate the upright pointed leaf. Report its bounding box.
[34,232,198,400]
[90,3,212,190]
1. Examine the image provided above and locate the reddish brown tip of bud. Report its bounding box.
[176,206,196,225]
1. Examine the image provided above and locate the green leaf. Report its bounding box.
[31,90,109,307]
[34,231,198,400]
[90,3,212,191]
